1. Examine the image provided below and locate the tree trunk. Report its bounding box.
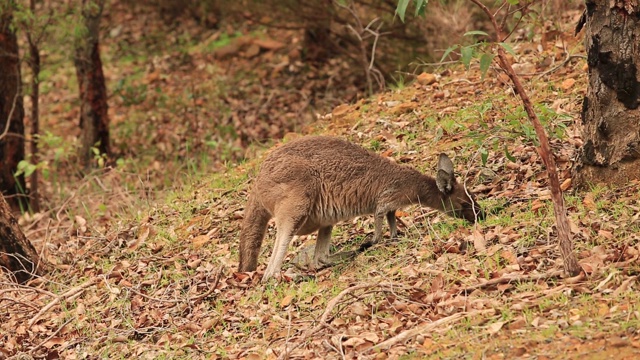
[74,0,110,168]
[0,2,27,210]
[573,0,640,187]
[0,194,49,283]
[27,0,41,213]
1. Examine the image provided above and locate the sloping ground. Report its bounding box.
[2,7,640,360]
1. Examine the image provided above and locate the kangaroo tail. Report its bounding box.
[238,194,271,272]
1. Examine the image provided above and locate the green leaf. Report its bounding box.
[414,0,428,17]
[434,127,443,143]
[396,0,410,22]
[24,164,36,178]
[463,30,489,37]
[480,148,489,166]
[15,160,36,178]
[17,160,29,172]
[504,146,516,162]
[479,53,494,78]
[439,45,458,63]
[507,0,520,5]
[460,46,473,69]
[498,42,516,57]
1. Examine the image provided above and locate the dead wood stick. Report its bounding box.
[278,282,394,360]
[458,270,564,294]
[319,282,395,324]
[369,309,495,352]
[28,278,98,328]
[28,317,75,355]
[191,265,224,302]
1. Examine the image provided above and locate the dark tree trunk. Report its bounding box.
[74,0,110,168]
[0,3,27,210]
[0,194,50,283]
[573,1,640,187]
[27,0,41,212]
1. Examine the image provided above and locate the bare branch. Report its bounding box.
[369,309,495,352]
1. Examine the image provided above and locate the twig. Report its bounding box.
[125,286,182,303]
[54,175,94,222]
[458,270,564,294]
[190,265,224,302]
[368,309,495,352]
[536,54,587,78]
[0,93,20,141]
[28,277,98,328]
[125,266,223,304]
[28,317,74,355]
[338,1,386,95]
[278,282,392,360]
[594,270,617,291]
[0,281,56,298]
[0,296,40,311]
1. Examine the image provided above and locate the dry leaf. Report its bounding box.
[417,72,437,85]
[343,336,366,347]
[561,78,576,90]
[500,249,518,265]
[486,321,505,335]
[472,229,487,253]
[361,332,380,342]
[612,276,637,297]
[332,104,350,117]
[75,215,87,233]
[597,229,614,240]
[192,234,210,248]
[531,199,545,211]
[280,295,294,308]
[583,193,597,210]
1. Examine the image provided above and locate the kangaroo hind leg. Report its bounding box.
[261,200,310,282]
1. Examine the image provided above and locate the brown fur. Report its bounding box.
[238,136,483,281]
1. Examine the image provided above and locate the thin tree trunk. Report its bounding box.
[0,2,27,211]
[0,194,50,283]
[573,0,640,187]
[27,0,40,212]
[468,0,581,276]
[74,0,110,168]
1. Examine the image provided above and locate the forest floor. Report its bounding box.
[2,2,640,360]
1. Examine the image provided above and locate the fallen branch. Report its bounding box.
[28,277,98,328]
[458,270,564,294]
[191,265,224,302]
[278,282,394,360]
[0,281,56,298]
[28,317,75,355]
[368,309,495,352]
[536,54,587,78]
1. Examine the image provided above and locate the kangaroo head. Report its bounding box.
[435,154,484,222]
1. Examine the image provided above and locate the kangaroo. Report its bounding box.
[238,136,483,282]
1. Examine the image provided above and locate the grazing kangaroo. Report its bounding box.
[238,136,483,281]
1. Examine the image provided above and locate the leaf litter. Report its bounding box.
[1,4,640,360]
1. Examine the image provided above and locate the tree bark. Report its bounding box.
[0,194,49,283]
[573,0,640,187]
[74,0,110,168]
[27,0,41,212]
[0,2,27,210]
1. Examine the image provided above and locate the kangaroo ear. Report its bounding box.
[436,153,455,194]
